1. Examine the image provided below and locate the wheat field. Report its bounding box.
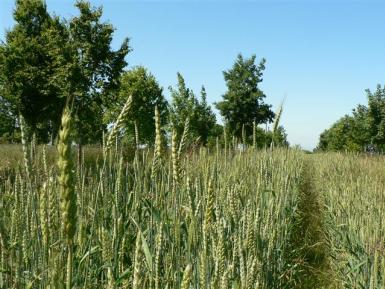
[0,103,383,289]
[0,135,384,288]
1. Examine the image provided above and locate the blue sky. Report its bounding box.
[1,0,385,149]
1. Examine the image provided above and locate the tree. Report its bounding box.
[0,0,130,145]
[192,86,217,145]
[317,116,354,151]
[0,0,66,142]
[216,54,274,140]
[206,123,224,147]
[68,1,130,145]
[366,85,385,151]
[350,104,370,149]
[316,115,367,152]
[0,47,17,142]
[104,66,168,145]
[316,85,384,152]
[0,96,18,143]
[169,73,217,145]
[270,125,289,147]
[169,73,194,138]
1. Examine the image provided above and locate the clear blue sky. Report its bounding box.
[1,0,385,149]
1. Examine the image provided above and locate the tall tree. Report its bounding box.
[104,66,168,145]
[216,54,274,140]
[169,73,217,145]
[0,47,17,142]
[0,0,130,144]
[0,0,66,142]
[68,0,130,145]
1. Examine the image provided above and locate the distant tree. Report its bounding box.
[316,115,365,152]
[248,125,289,149]
[104,66,168,145]
[253,126,269,148]
[169,73,217,145]
[216,54,274,140]
[193,86,217,145]
[270,102,288,147]
[350,104,370,149]
[317,130,331,151]
[169,73,194,138]
[270,125,289,147]
[316,85,385,152]
[366,85,385,151]
[207,123,224,147]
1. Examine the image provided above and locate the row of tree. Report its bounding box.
[0,0,288,148]
[317,85,385,152]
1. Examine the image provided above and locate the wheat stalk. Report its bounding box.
[57,104,77,289]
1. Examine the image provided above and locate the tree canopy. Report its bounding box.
[0,0,129,144]
[0,1,286,149]
[0,0,66,141]
[104,66,168,145]
[317,85,385,152]
[169,73,217,145]
[68,1,130,145]
[216,54,274,140]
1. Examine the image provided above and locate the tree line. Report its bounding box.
[317,85,385,152]
[0,0,288,149]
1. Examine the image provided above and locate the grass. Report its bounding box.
[0,141,384,288]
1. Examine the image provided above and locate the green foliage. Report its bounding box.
[0,0,66,142]
[67,0,130,145]
[0,96,18,143]
[366,85,385,150]
[316,86,385,152]
[194,86,217,145]
[206,123,224,147]
[269,125,289,147]
[0,0,130,145]
[169,73,217,145]
[244,125,289,148]
[216,54,274,139]
[105,66,168,145]
[211,124,288,149]
[169,73,191,136]
[317,116,360,152]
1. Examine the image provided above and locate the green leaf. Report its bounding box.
[141,233,153,270]
[79,246,100,265]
